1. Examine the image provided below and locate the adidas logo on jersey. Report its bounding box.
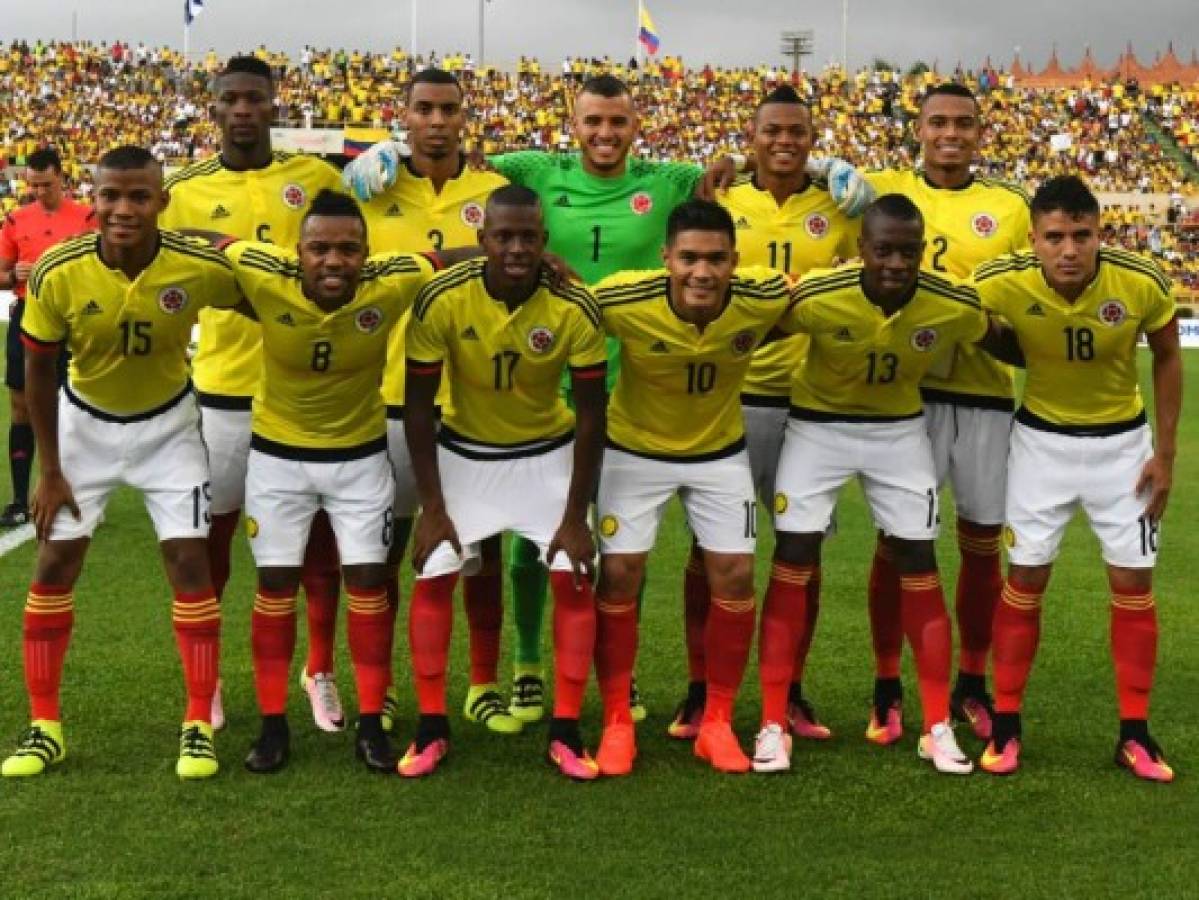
[210,205,231,219]
[384,203,403,217]
[81,300,103,316]
[275,313,296,326]
[649,340,669,353]
[834,327,853,342]
[460,325,480,340]
[1025,302,1047,317]
[554,194,571,207]
[735,216,751,230]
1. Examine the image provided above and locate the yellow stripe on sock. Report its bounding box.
[1111,592,1156,611]
[253,594,297,616]
[597,600,637,616]
[712,596,755,614]
[1001,583,1043,611]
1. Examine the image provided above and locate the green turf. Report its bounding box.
[0,331,1195,898]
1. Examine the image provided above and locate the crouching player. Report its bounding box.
[402,185,606,780]
[3,147,238,779]
[974,176,1181,782]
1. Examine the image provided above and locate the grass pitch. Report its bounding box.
[0,331,1194,898]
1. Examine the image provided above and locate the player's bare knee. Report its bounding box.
[343,563,387,590]
[599,553,645,598]
[1008,563,1052,592]
[475,535,502,576]
[160,538,214,592]
[892,538,936,573]
[33,539,89,588]
[1107,565,1152,595]
[704,551,754,599]
[773,530,821,567]
[257,565,303,595]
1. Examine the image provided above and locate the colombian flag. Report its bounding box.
[639,6,661,55]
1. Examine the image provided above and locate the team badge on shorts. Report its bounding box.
[527,326,555,353]
[804,212,830,239]
[1002,525,1015,549]
[971,212,998,238]
[355,306,385,334]
[157,286,189,314]
[460,201,485,228]
[246,517,260,539]
[731,329,757,356]
[281,183,307,210]
[1098,300,1127,327]
[773,492,788,515]
[910,327,938,351]
[630,192,653,215]
[600,515,619,537]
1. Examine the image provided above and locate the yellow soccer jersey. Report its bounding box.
[719,178,861,399]
[225,241,435,455]
[406,259,606,449]
[22,231,237,415]
[362,159,508,409]
[162,152,344,404]
[866,168,1030,408]
[974,248,1175,430]
[596,266,792,459]
[782,265,988,420]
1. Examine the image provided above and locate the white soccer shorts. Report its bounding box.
[925,401,1012,526]
[245,446,395,567]
[597,447,758,555]
[1005,421,1159,569]
[774,416,940,541]
[52,387,211,542]
[418,439,579,578]
[743,402,789,504]
[198,405,252,515]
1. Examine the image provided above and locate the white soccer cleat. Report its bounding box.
[300,667,345,732]
[751,721,793,773]
[918,721,974,775]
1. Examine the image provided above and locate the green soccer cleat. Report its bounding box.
[508,664,546,724]
[381,685,401,734]
[3,720,66,777]
[176,721,219,780]
[464,684,524,734]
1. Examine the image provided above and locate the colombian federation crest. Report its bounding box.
[1098,300,1127,327]
[527,326,555,353]
[281,183,307,210]
[910,327,938,352]
[355,306,385,334]
[599,515,620,537]
[460,201,485,228]
[971,212,998,238]
[804,212,830,239]
[731,329,757,356]
[630,192,653,215]
[157,286,189,314]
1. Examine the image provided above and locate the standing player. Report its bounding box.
[859,83,1031,743]
[669,86,861,742]
[401,186,606,780]
[2,147,236,779]
[973,177,1180,782]
[0,148,95,528]
[761,195,1021,774]
[161,56,348,732]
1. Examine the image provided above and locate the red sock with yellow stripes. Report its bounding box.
[899,572,953,730]
[868,541,903,679]
[408,574,457,715]
[991,579,1044,714]
[682,546,710,682]
[463,572,503,686]
[174,590,221,722]
[549,572,596,719]
[792,568,821,683]
[252,588,297,716]
[1111,589,1158,720]
[23,584,74,721]
[759,562,814,725]
[301,511,341,675]
[347,586,391,715]
[704,595,755,725]
[955,522,1004,677]
[384,572,402,686]
[595,596,638,726]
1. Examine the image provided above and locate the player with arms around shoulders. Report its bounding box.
[974,176,1181,782]
[3,147,238,780]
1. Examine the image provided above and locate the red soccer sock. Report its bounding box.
[346,586,391,715]
[955,522,1003,676]
[463,571,503,686]
[408,574,457,715]
[868,541,903,679]
[23,583,74,721]
[682,546,710,682]
[792,568,821,683]
[173,590,222,722]
[899,571,953,731]
[595,596,638,726]
[549,572,596,719]
[704,595,756,725]
[207,511,241,600]
[991,580,1044,714]
[759,562,813,725]
[1111,589,1158,720]
[384,573,402,686]
[301,510,342,675]
[251,588,297,716]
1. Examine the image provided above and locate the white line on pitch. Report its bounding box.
[0,524,35,557]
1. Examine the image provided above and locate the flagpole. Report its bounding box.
[636,0,642,68]
[411,0,418,62]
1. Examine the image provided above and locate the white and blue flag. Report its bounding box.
[185,0,204,26]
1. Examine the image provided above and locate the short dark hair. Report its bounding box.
[756,84,809,117]
[579,73,632,100]
[409,67,462,97]
[27,148,63,173]
[863,193,924,232]
[302,189,366,234]
[1031,175,1100,220]
[96,145,159,172]
[216,55,274,90]
[485,184,542,213]
[666,198,735,246]
[919,82,978,110]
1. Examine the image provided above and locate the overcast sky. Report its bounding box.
[6,0,1197,72]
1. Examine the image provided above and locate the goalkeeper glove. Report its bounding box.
[805,156,875,218]
[342,139,408,201]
